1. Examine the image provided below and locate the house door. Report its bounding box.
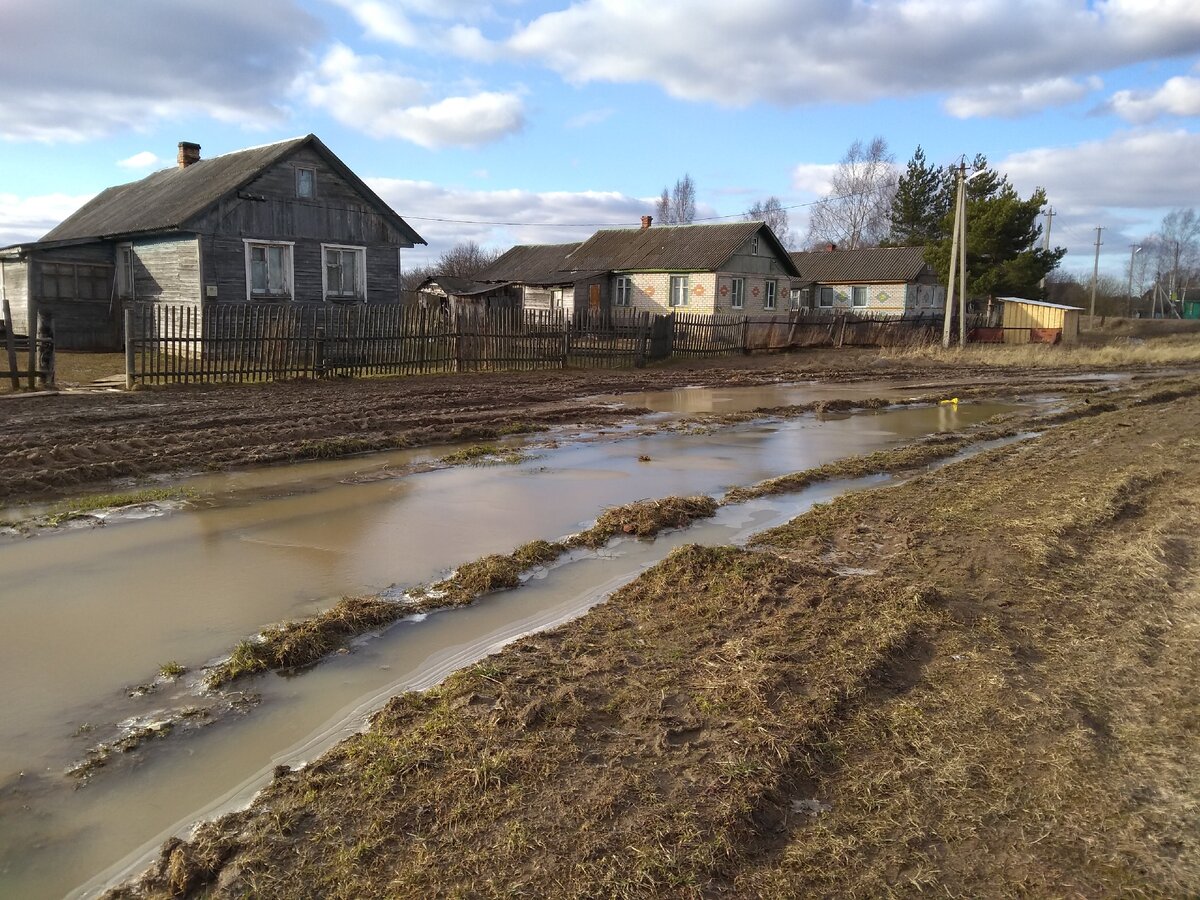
[588,283,601,313]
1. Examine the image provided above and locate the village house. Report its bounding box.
[0,135,425,349]
[474,219,799,318]
[789,245,944,317]
[414,274,519,315]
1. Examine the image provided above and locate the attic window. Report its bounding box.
[750,236,759,255]
[297,167,316,199]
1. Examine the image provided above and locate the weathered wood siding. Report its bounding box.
[130,235,201,305]
[1001,302,1080,344]
[1,259,29,334]
[187,146,405,305]
[21,246,120,349]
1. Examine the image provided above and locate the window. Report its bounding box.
[749,236,759,255]
[729,277,744,310]
[39,261,112,301]
[614,276,631,307]
[819,286,834,308]
[851,285,867,308]
[296,167,316,199]
[323,244,366,301]
[789,289,800,310]
[764,280,777,310]
[245,240,294,300]
[116,244,135,298]
[669,275,689,307]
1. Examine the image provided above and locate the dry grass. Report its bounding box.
[881,332,1200,368]
[567,495,719,548]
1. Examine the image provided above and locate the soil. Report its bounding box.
[106,375,1200,899]
[0,350,1172,506]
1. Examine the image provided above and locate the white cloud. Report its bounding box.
[367,178,654,265]
[1108,76,1200,123]
[506,0,1200,114]
[565,108,615,129]
[945,77,1097,119]
[0,192,94,246]
[0,1,321,141]
[117,152,162,170]
[790,163,838,196]
[331,0,501,58]
[302,45,525,148]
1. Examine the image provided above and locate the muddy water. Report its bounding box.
[588,379,933,414]
[0,398,1015,898]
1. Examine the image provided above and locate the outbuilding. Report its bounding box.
[996,297,1082,344]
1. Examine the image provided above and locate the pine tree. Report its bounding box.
[888,145,950,246]
[924,156,1064,299]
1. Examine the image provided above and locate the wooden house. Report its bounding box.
[414,275,521,315]
[0,135,425,349]
[475,219,799,318]
[789,246,944,317]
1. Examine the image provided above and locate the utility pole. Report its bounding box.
[958,179,968,346]
[1038,207,1055,292]
[1089,226,1104,320]
[1126,244,1141,318]
[942,161,967,349]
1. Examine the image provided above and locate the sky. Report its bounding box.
[1,0,1199,281]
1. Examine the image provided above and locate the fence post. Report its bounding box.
[562,311,570,367]
[741,315,751,354]
[836,315,848,348]
[313,325,326,379]
[454,310,463,373]
[36,310,55,388]
[124,306,135,389]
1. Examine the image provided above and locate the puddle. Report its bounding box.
[0,394,1021,899]
[588,379,928,414]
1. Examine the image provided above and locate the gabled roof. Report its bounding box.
[790,246,931,284]
[417,275,510,297]
[476,243,583,285]
[567,221,799,275]
[997,297,1084,311]
[39,134,424,246]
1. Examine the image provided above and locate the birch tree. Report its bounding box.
[654,174,697,225]
[805,137,897,249]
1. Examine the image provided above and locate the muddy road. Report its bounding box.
[108,376,1200,899]
[0,353,1143,504]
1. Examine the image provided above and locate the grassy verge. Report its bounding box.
[880,331,1200,368]
[1,487,197,530]
[109,378,1200,899]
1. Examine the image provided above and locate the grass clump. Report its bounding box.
[440,443,526,465]
[159,661,186,679]
[568,495,719,549]
[206,596,404,689]
[431,539,566,603]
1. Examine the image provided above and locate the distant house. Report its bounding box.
[414,275,518,315]
[790,245,944,317]
[475,219,799,318]
[0,135,425,349]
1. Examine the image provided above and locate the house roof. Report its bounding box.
[417,275,511,297]
[476,243,584,285]
[790,246,931,284]
[567,221,800,275]
[39,134,425,246]
[997,297,1084,311]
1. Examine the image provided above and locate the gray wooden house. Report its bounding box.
[0,135,425,349]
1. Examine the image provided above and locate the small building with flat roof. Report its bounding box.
[996,297,1082,344]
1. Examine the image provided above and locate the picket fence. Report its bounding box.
[123,303,954,387]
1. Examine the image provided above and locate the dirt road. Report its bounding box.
[109,376,1200,898]
[0,353,1146,505]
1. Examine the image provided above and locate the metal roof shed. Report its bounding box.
[997,297,1083,344]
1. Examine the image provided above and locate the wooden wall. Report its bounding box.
[131,235,201,304]
[1002,302,1080,344]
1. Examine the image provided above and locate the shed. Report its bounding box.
[997,297,1082,344]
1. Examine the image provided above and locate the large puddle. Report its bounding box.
[0,395,1020,898]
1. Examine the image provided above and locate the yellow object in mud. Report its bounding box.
[939,397,959,406]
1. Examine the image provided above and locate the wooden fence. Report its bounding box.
[124,303,960,387]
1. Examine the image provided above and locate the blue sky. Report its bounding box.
[2,0,1199,281]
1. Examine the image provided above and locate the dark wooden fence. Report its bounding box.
[124,303,959,387]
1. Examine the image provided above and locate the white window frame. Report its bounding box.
[322,243,367,302]
[851,285,868,308]
[243,239,295,302]
[764,280,777,310]
[669,274,689,308]
[730,277,744,310]
[296,167,317,200]
[116,242,135,299]
[614,275,632,307]
[749,236,759,255]
[789,289,800,310]
[819,286,835,308]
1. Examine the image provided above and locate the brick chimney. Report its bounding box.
[825,242,837,252]
[641,215,653,229]
[177,142,201,169]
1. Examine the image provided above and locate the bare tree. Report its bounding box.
[805,137,898,250]
[745,197,794,248]
[434,241,504,277]
[654,174,697,225]
[1155,208,1200,300]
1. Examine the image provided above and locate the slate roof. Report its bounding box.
[475,243,584,284]
[567,221,799,275]
[417,275,509,297]
[39,134,424,246]
[790,246,931,284]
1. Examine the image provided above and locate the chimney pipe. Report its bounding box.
[177,142,201,169]
[641,215,653,230]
